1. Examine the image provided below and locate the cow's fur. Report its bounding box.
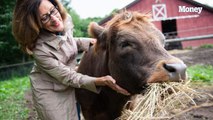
[76,11,186,120]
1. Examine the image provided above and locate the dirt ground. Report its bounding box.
[169,47,213,120]
[170,47,213,66]
[24,47,213,120]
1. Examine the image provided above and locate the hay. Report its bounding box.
[119,81,213,120]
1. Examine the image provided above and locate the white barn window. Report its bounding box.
[152,4,167,20]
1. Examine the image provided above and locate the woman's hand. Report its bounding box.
[95,75,130,96]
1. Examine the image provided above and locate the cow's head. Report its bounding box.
[89,11,187,94]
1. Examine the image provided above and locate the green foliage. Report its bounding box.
[0,0,26,65]
[187,65,213,82]
[68,9,102,37]
[0,77,30,119]
[200,44,213,49]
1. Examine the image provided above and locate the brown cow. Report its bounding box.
[75,11,187,120]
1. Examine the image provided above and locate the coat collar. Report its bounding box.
[37,30,67,50]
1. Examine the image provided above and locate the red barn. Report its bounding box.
[99,0,213,49]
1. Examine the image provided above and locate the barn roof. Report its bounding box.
[98,0,213,25]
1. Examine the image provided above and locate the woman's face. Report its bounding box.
[39,0,64,32]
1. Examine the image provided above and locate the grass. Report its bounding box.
[0,76,30,120]
[200,44,213,49]
[187,64,213,82]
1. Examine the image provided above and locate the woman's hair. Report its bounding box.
[12,0,67,54]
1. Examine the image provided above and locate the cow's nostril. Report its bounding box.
[163,63,176,72]
[163,63,187,82]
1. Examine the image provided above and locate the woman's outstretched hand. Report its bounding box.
[95,75,130,96]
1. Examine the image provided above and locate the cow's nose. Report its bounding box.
[163,63,187,82]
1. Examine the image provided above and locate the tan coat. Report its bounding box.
[30,17,98,120]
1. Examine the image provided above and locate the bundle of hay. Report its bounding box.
[119,81,213,120]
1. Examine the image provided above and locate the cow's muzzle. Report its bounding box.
[163,63,187,82]
[147,58,187,83]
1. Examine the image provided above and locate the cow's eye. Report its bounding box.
[120,41,131,48]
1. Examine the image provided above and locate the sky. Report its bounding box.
[70,0,213,19]
[71,0,134,18]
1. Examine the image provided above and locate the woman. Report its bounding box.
[12,0,129,119]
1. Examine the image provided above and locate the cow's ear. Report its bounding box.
[88,22,107,50]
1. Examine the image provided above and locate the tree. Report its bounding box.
[0,0,26,65]
[66,9,102,37]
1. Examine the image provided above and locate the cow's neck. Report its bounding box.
[102,87,131,118]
